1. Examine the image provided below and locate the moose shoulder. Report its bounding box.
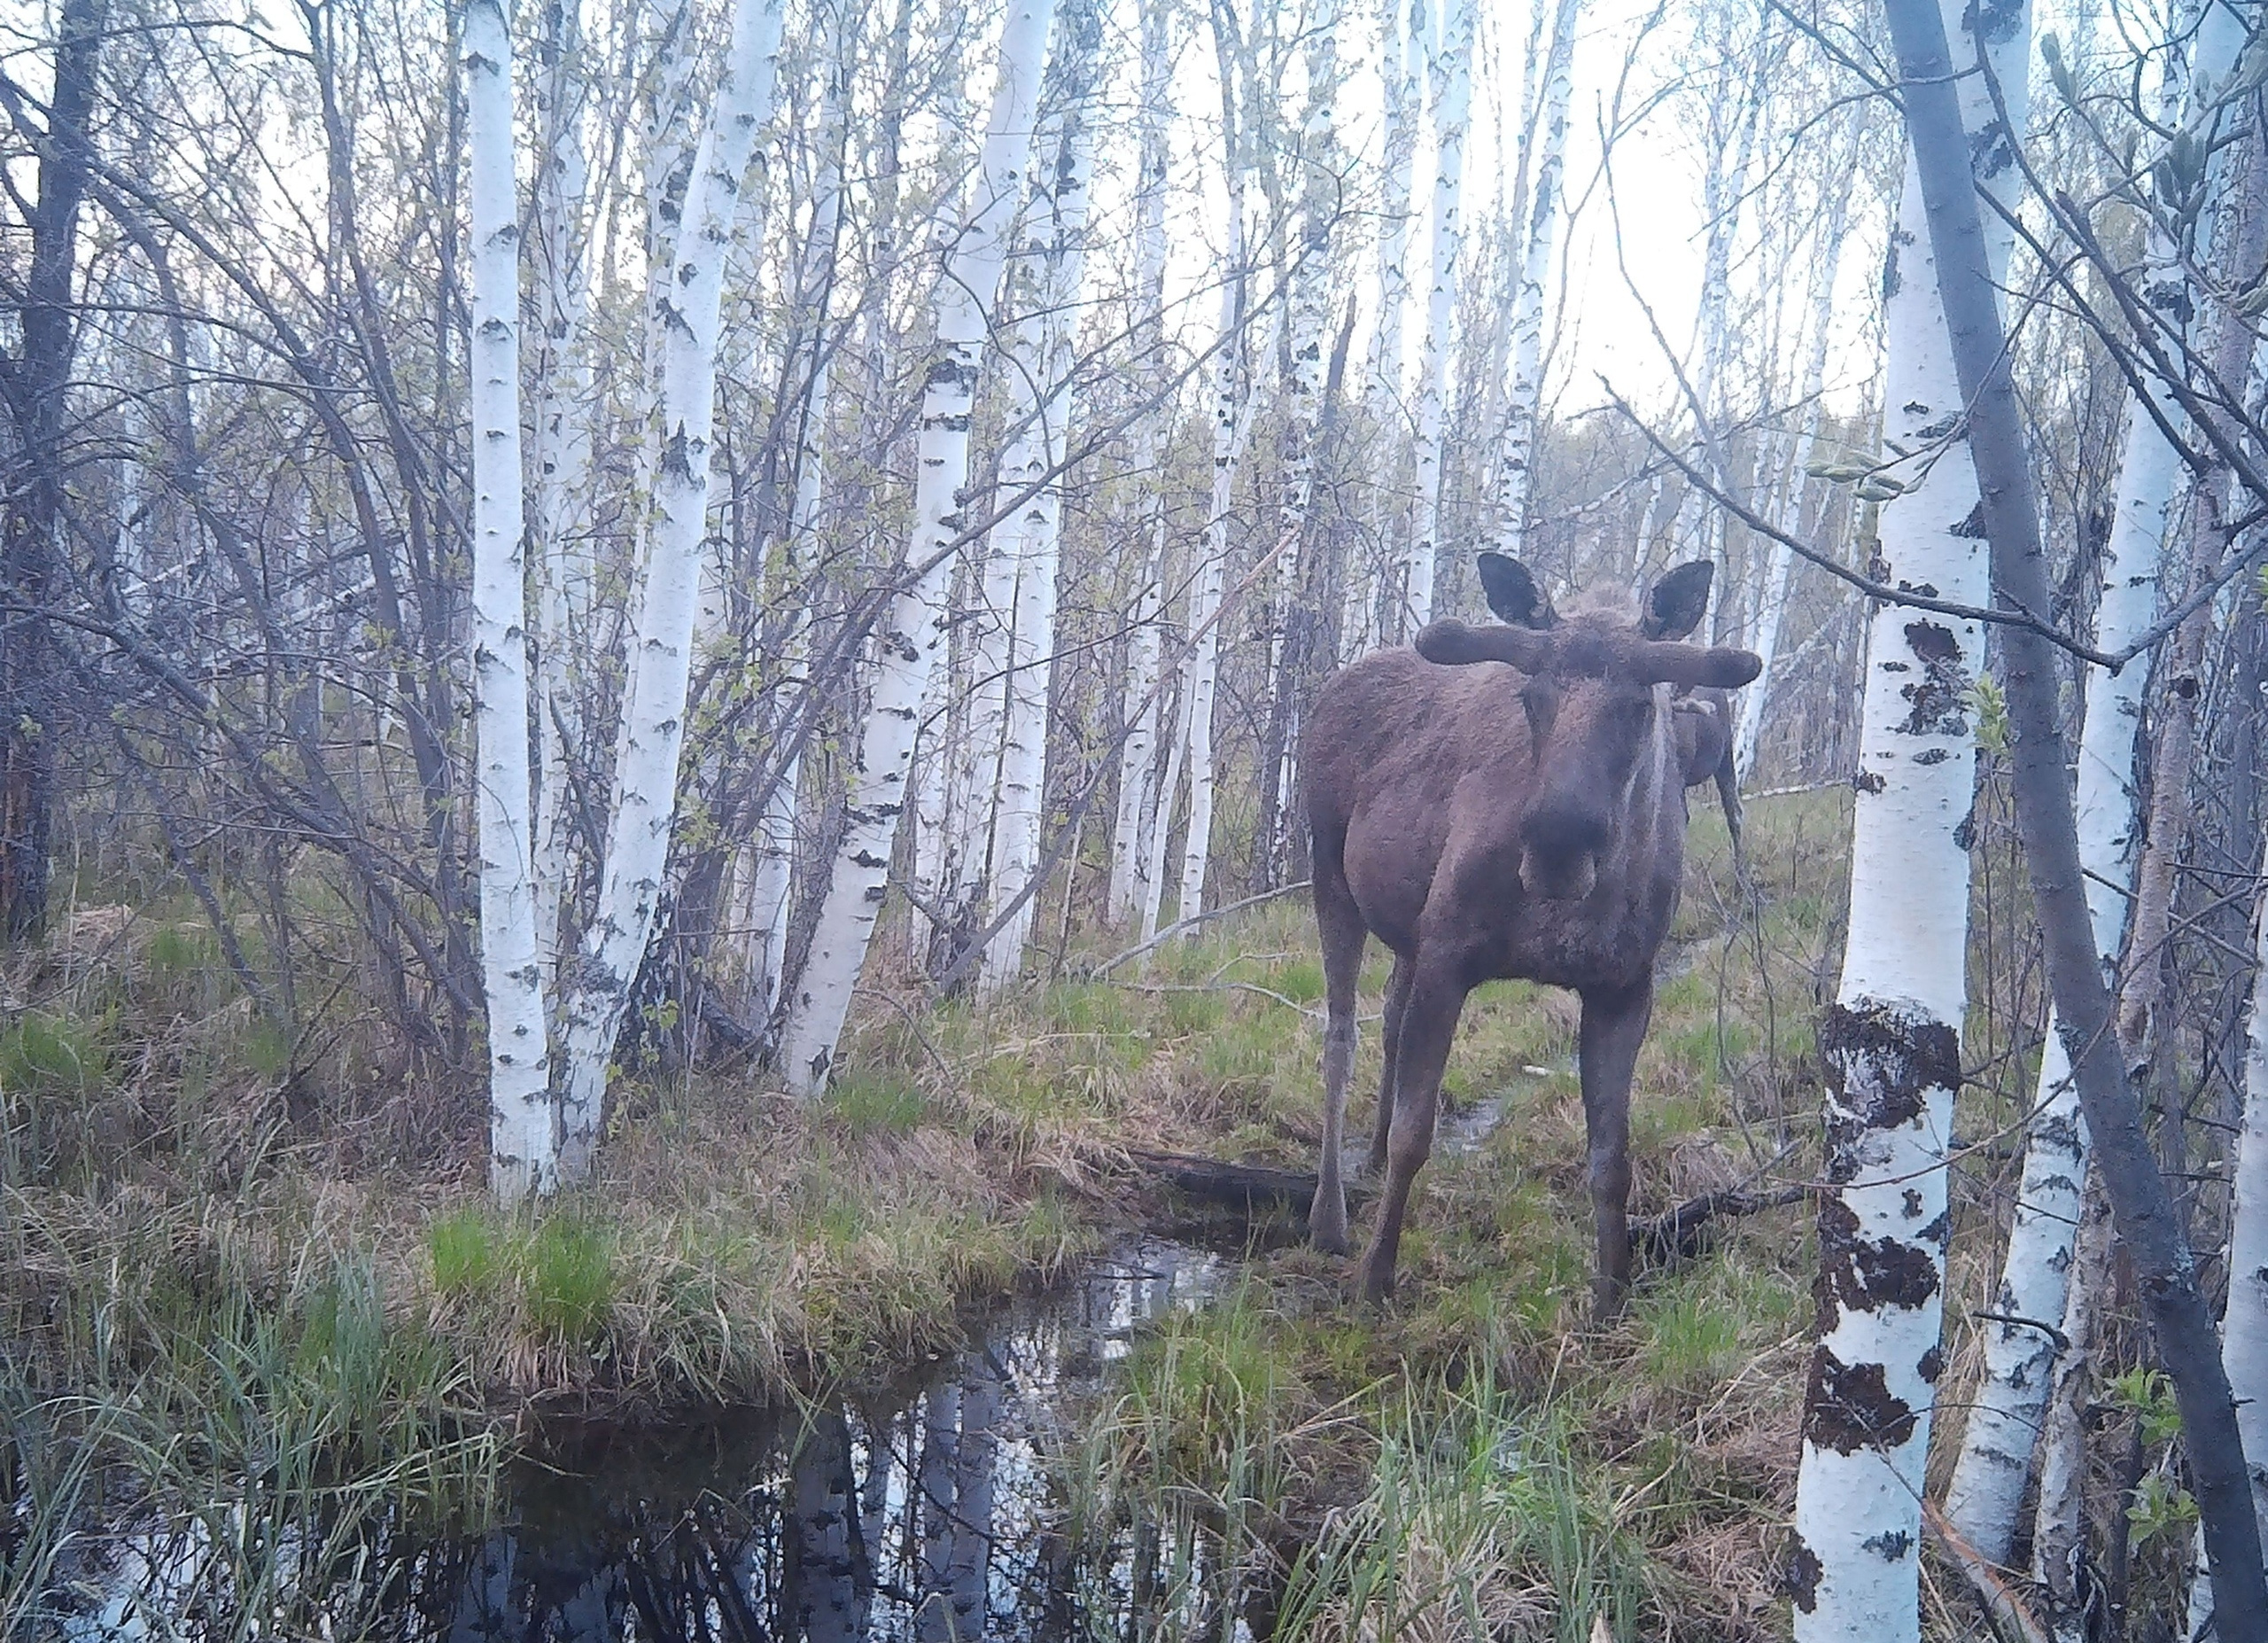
[1302,553,1762,1311]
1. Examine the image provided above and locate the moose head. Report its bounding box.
[1412,554,1761,901]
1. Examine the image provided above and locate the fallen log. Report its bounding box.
[1126,1149,1806,1258]
[1125,1149,1370,1214]
[1631,1184,1811,1265]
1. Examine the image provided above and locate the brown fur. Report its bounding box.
[1673,687,1745,853]
[1302,555,1761,1311]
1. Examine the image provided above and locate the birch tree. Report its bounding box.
[777,0,1060,1092]
[1487,0,1576,562]
[554,0,786,1175]
[1255,0,1342,876]
[1104,0,1174,930]
[529,0,594,986]
[2212,825,2268,1598]
[977,0,1104,993]
[1347,0,1422,658]
[1398,0,1473,635]
[742,17,850,1019]
[1786,0,2029,1625]
[1169,3,1255,934]
[1942,0,2251,1561]
[1105,0,1172,928]
[1728,107,1858,785]
[0,0,106,940]
[1878,0,2266,1607]
[464,0,554,1202]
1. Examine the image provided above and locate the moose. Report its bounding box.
[1303,553,1762,1312]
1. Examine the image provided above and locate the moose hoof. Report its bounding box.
[1355,1252,1398,1308]
[1309,1191,1350,1256]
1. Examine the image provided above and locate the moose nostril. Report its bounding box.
[1523,806,1609,861]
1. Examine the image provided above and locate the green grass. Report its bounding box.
[524,1216,616,1343]
[1274,1380,1654,1643]
[426,1207,511,1298]
[1,786,1857,1637]
[0,1009,110,1097]
[823,1071,928,1136]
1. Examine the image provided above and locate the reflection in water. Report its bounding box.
[40,1241,1234,1641]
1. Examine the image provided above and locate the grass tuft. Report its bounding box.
[524,1215,616,1343]
[0,1009,110,1097]
[425,1207,511,1298]
[822,1071,927,1136]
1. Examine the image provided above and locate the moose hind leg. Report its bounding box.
[1367,952,1414,1175]
[1309,872,1365,1255]
[1579,979,1653,1318]
[1356,966,1464,1305]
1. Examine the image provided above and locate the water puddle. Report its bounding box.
[35,1238,1252,1640]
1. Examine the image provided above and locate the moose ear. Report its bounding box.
[1477,553,1554,629]
[1642,561,1714,640]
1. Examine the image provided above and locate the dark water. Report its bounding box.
[42,1240,1255,1642]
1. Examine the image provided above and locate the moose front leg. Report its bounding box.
[1578,978,1653,1319]
[1356,963,1465,1305]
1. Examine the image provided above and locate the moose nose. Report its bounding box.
[1523,803,1609,862]
[1520,804,1609,901]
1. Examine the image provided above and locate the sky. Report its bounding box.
[1118,0,1898,439]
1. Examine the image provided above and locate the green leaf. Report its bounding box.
[2127,1475,2199,1555]
[1969,676,2009,754]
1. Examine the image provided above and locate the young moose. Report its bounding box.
[1304,554,1762,1311]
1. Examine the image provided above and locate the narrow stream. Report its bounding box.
[35,1098,1529,1640]
[43,1238,1240,1641]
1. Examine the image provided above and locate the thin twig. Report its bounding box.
[1922,1501,2052,1643]
[1084,881,1314,978]
[1600,380,2119,668]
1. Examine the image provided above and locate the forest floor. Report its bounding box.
[5,784,2113,1638]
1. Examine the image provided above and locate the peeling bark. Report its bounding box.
[465,0,555,1202]
[1790,0,2025,1625]
[1882,0,2268,1620]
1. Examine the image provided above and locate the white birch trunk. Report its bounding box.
[1107,0,1176,927]
[777,0,1059,1093]
[1369,0,1420,417]
[1937,307,2178,1569]
[1172,25,1257,934]
[1789,0,2027,1628]
[1398,0,1472,637]
[1670,51,1761,565]
[2032,1170,2112,1639]
[632,0,698,547]
[1487,0,1576,563]
[2217,826,2268,1568]
[1354,0,1422,656]
[1946,0,2243,1565]
[465,0,555,1203]
[977,0,1103,994]
[912,622,967,916]
[745,75,848,1020]
[1730,110,1859,784]
[532,0,594,991]
[1139,668,1190,943]
[1108,556,1166,924]
[1261,0,1340,860]
[554,0,785,1176]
